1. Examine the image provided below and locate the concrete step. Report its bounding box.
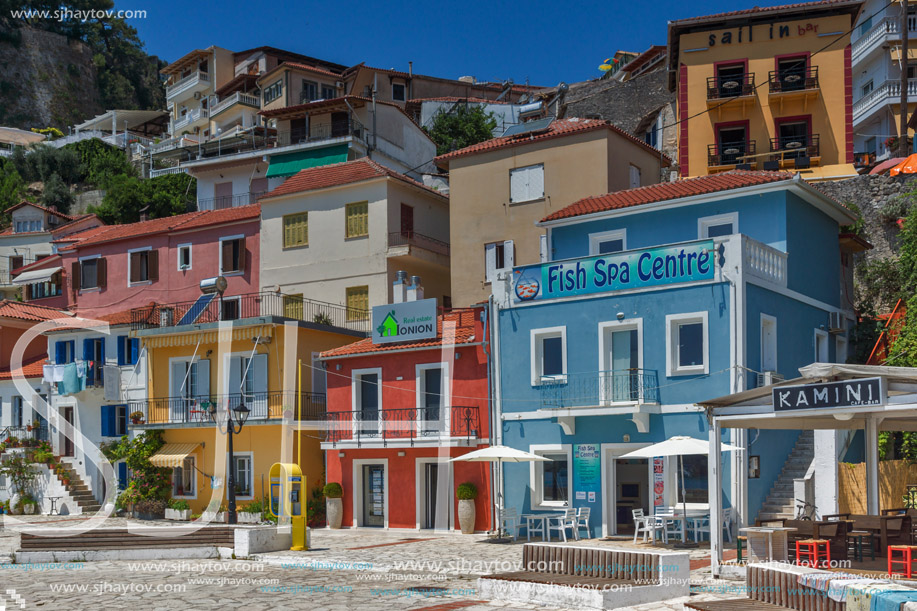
[757,511,795,521]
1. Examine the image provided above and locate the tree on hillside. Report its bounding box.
[0,160,26,221]
[424,105,498,156]
[90,173,195,224]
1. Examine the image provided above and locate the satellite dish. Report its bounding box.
[599,64,613,72]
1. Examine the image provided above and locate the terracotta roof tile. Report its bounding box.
[262,158,447,201]
[6,201,76,221]
[435,118,671,165]
[670,0,860,25]
[281,62,343,78]
[0,356,46,381]
[408,96,511,105]
[541,171,797,222]
[0,300,71,322]
[320,309,478,358]
[94,308,135,325]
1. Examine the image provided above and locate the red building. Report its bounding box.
[320,291,492,532]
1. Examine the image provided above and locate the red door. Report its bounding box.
[400,204,414,237]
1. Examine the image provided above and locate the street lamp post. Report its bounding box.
[209,402,250,524]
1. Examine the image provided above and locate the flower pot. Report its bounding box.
[238,511,261,524]
[458,499,476,534]
[22,503,36,515]
[326,497,343,529]
[165,508,191,521]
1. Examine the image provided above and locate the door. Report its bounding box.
[777,56,807,91]
[605,327,638,403]
[362,464,385,527]
[716,125,748,165]
[716,63,745,98]
[214,182,233,210]
[331,112,349,137]
[63,407,74,457]
[421,367,443,435]
[290,117,307,143]
[400,204,414,237]
[359,373,379,437]
[424,463,439,529]
[777,120,810,159]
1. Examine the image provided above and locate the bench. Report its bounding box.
[757,518,849,562]
[478,543,689,609]
[824,513,912,555]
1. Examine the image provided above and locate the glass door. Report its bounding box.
[716,126,748,165]
[363,465,385,527]
[606,328,638,403]
[424,463,438,529]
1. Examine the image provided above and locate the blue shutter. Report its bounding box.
[67,340,75,363]
[83,338,92,362]
[99,338,105,367]
[130,339,139,365]
[117,336,126,366]
[100,405,112,437]
[117,462,128,490]
[55,341,65,364]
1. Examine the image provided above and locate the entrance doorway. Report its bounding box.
[62,406,74,457]
[418,460,452,530]
[602,444,653,537]
[362,464,385,527]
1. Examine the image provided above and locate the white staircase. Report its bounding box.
[757,430,815,521]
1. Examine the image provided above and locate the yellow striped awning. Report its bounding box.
[890,48,917,62]
[149,443,200,468]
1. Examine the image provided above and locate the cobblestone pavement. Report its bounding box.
[0,516,740,610]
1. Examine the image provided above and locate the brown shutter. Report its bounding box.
[149,250,159,282]
[97,257,107,288]
[222,240,233,272]
[238,239,247,272]
[129,252,139,283]
[71,261,80,292]
[24,284,30,301]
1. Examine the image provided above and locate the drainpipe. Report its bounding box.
[488,293,503,533]
[372,73,378,156]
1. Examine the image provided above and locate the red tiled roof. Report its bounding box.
[262,158,447,201]
[541,171,797,222]
[0,300,71,322]
[51,224,111,244]
[6,201,76,221]
[94,308,135,325]
[281,62,343,79]
[669,0,860,25]
[0,356,46,381]
[320,308,479,358]
[435,118,671,166]
[12,254,61,275]
[408,96,511,105]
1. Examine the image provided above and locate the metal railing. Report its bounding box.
[854,79,917,122]
[323,406,480,446]
[387,231,450,256]
[768,66,818,94]
[707,140,756,167]
[537,369,659,409]
[197,191,265,211]
[210,92,260,117]
[768,133,820,160]
[173,107,209,132]
[706,73,755,100]
[128,391,327,425]
[129,291,370,333]
[166,71,210,98]
[0,424,49,444]
[275,120,362,147]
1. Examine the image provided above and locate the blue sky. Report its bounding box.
[120,0,750,86]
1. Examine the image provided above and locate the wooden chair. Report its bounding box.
[499,507,519,541]
[547,508,579,542]
[574,506,591,539]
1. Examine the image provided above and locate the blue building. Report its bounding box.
[490,171,865,538]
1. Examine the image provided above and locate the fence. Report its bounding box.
[837,459,917,513]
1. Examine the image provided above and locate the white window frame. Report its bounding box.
[760,313,778,373]
[665,311,709,377]
[228,452,254,500]
[219,234,245,276]
[172,455,197,499]
[509,163,545,204]
[530,326,567,386]
[127,246,153,287]
[78,254,101,292]
[352,367,383,435]
[177,243,192,271]
[484,240,514,284]
[698,212,739,239]
[629,164,642,189]
[416,362,450,436]
[352,458,389,527]
[391,81,406,102]
[529,443,572,510]
[598,318,644,405]
[589,229,628,255]
[814,329,830,363]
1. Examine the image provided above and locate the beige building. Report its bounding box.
[259,158,451,314]
[436,117,669,307]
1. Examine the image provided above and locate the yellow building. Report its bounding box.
[668,0,863,181]
[128,295,366,514]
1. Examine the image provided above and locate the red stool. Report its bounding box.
[796,539,831,567]
[888,545,917,578]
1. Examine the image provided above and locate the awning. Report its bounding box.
[0,127,46,147]
[792,163,859,182]
[265,143,349,178]
[149,443,201,468]
[890,48,917,62]
[12,266,62,285]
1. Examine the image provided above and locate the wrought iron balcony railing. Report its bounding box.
[769,133,820,160]
[128,391,326,425]
[768,66,818,94]
[197,191,265,211]
[323,406,480,447]
[707,140,756,167]
[537,369,659,409]
[387,231,450,257]
[706,73,755,100]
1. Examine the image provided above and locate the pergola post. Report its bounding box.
[865,417,880,514]
[708,419,724,575]
[111,111,117,136]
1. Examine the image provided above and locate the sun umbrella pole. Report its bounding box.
[680,454,688,543]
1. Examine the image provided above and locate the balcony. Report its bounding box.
[853,79,917,124]
[210,92,260,117]
[197,191,265,211]
[707,140,757,170]
[0,424,50,445]
[768,133,820,169]
[537,369,659,410]
[768,67,819,111]
[706,74,757,114]
[275,120,362,147]
[172,107,209,133]
[128,391,326,427]
[149,165,191,178]
[323,406,480,447]
[165,71,211,100]
[129,291,370,334]
[852,16,917,64]
[386,231,450,266]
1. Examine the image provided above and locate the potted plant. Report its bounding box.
[165,499,191,521]
[323,482,343,529]
[61,475,71,487]
[238,499,263,524]
[130,411,145,425]
[20,496,37,515]
[134,499,166,520]
[456,482,477,534]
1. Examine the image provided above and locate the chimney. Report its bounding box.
[139,205,150,222]
[407,275,423,302]
[47,205,57,213]
[392,270,408,303]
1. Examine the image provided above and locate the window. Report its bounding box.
[321,84,336,100]
[177,244,192,271]
[698,212,738,239]
[220,237,246,274]
[484,240,514,283]
[392,82,406,101]
[128,248,158,285]
[173,456,196,498]
[861,79,874,97]
[908,62,917,80]
[589,230,626,255]
[221,297,240,321]
[84,337,104,386]
[776,117,812,159]
[9,255,22,271]
[283,212,309,248]
[346,286,369,321]
[859,16,873,36]
[530,444,571,508]
[715,124,748,165]
[666,312,709,376]
[11,396,22,427]
[761,314,777,372]
[55,340,75,364]
[629,164,642,189]
[814,329,829,363]
[300,80,318,103]
[509,164,545,203]
[283,293,304,319]
[264,79,282,102]
[530,327,566,385]
[101,405,127,437]
[345,202,369,238]
[13,220,42,233]
[715,63,747,98]
[680,455,708,502]
[417,363,447,434]
[117,336,140,366]
[26,273,62,300]
[600,319,642,403]
[76,256,106,290]
[354,369,381,435]
[776,55,808,91]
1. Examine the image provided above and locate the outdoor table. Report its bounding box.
[849,530,876,562]
[46,496,62,516]
[740,526,797,563]
[522,513,555,541]
[656,512,688,542]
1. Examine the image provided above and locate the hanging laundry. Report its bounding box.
[103,365,120,401]
[76,361,87,379]
[42,364,65,383]
[58,362,86,396]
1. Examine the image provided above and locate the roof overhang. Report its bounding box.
[161,49,211,75]
[74,110,169,134]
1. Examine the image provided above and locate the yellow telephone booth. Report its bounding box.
[269,463,307,551]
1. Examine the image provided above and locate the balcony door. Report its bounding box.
[400,203,414,237]
[716,125,748,165]
[331,112,350,138]
[356,371,380,437]
[362,464,385,527]
[716,63,745,98]
[776,56,807,92]
[777,119,810,160]
[169,359,210,423]
[228,354,268,419]
[419,365,445,436]
[601,321,642,405]
[290,117,307,144]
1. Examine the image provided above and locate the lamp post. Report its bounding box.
[209,401,250,524]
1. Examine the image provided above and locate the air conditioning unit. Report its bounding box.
[336,81,344,89]
[757,371,785,387]
[159,307,174,327]
[828,311,844,334]
[193,92,202,100]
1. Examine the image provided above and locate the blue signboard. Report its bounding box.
[513,240,716,303]
[574,443,601,505]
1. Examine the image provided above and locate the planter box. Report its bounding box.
[165,508,191,521]
[237,512,262,524]
[201,511,226,522]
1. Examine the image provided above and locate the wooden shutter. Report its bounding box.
[222,240,234,272]
[484,243,496,283]
[130,338,139,365]
[97,257,107,288]
[71,261,80,292]
[148,250,159,282]
[503,240,515,269]
[100,405,112,437]
[237,239,247,272]
[129,252,140,283]
[540,234,548,262]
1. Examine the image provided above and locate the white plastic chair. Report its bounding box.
[689,507,734,543]
[523,514,545,541]
[499,507,519,540]
[633,508,665,543]
[547,508,579,542]
[575,506,591,539]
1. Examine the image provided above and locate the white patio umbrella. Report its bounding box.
[619,436,741,543]
[451,445,549,538]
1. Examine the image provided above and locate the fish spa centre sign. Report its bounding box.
[512,240,716,303]
[372,298,438,344]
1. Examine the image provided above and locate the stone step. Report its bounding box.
[757,512,794,521]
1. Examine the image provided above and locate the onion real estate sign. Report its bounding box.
[372,298,438,344]
[512,240,716,303]
[772,377,885,411]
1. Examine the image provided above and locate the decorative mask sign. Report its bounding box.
[772,377,885,411]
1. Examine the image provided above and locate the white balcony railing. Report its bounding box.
[852,16,917,64]
[165,71,210,99]
[853,79,917,123]
[210,92,260,117]
[149,166,190,178]
[172,107,209,132]
[741,235,787,287]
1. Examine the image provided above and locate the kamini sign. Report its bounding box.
[772,377,885,411]
[372,298,437,344]
[512,240,716,303]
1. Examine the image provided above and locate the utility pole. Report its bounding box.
[901,0,911,158]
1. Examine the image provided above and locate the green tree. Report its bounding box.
[424,105,497,156]
[91,172,195,224]
[40,173,73,213]
[0,160,26,216]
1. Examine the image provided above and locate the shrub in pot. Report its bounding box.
[165,499,191,521]
[456,482,477,534]
[323,482,343,529]
[134,499,166,520]
[20,496,37,515]
[238,499,263,524]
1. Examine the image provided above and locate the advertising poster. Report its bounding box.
[653,457,665,507]
[574,444,601,504]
